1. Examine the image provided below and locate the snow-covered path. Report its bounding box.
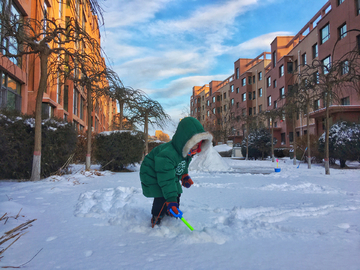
[1,158,360,269]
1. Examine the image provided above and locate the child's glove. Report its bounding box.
[166,202,179,216]
[181,174,194,188]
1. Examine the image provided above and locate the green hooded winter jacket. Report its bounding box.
[140,117,213,202]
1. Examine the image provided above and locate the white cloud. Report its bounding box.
[103,0,172,28]
[224,31,293,57]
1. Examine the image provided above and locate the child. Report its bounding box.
[140,117,213,227]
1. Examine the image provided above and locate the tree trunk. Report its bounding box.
[271,119,275,162]
[293,114,297,165]
[144,112,149,155]
[119,101,124,130]
[324,96,330,175]
[306,103,311,169]
[30,54,48,181]
[86,84,92,171]
[245,123,249,160]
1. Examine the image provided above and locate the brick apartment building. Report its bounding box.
[190,0,360,148]
[0,0,117,133]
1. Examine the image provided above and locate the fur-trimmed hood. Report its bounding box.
[172,117,213,158]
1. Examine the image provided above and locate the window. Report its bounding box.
[0,72,21,111]
[64,85,69,111]
[281,133,286,145]
[280,87,285,99]
[231,85,234,92]
[312,43,318,59]
[248,76,252,85]
[273,79,277,88]
[80,97,84,120]
[338,23,347,39]
[207,111,210,117]
[231,98,234,106]
[322,56,331,74]
[258,88,263,97]
[287,62,293,74]
[341,96,350,105]
[268,96,271,106]
[302,53,307,66]
[242,93,246,101]
[267,77,271,87]
[248,92,252,100]
[357,0,360,15]
[207,100,210,106]
[258,71,262,81]
[314,99,320,110]
[223,92,226,99]
[338,0,344,5]
[236,102,239,108]
[273,51,277,67]
[259,104,262,113]
[289,132,294,143]
[73,89,79,116]
[242,108,246,116]
[279,65,284,77]
[274,100,277,109]
[212,96,215,103]
[59,0,63,18]
[1,2,22,66]
[236,87,239,94]
[242,78,246,86]
[341,60,349,75]
[249,107,252,116]
[253,107,256,115]
[212,108,216,114]
[236,68,239,79]
[224,105,227,112]
[253,91,255,100]
[321,24,330,44]
[252,76,255,84]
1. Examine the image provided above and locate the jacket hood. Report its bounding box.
[172,117,213,158]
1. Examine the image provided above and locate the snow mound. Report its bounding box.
[74,186,228,245]
[189,146,230,172]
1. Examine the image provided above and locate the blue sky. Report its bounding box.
[100,0,328,136]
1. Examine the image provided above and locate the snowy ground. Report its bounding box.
[1,155,360,270]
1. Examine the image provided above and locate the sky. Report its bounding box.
[100,0,329,136]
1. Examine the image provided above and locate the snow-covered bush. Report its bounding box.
[94,130,144,171]
[318,121,360,168]
[241,128,276,160]
[0,112,77,179]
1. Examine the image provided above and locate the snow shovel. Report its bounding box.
[297,147,308,168]
[170,209,194,231]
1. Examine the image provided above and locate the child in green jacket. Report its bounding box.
[139,117,213,227]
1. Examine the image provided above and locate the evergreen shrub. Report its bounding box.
[73,131,96,163]
[241,128,276,160]
[94,130,144,171]
[0,111,77,179]
[318,121,360,168]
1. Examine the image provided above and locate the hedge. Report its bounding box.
[94,130,144,171]
[0,111,77,179]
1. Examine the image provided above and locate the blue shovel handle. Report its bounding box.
[170,209,194,231]
[170,208,183,218]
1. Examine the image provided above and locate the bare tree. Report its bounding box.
[0,1,105,180]
[296,46,360,174]
[129,94,170,155]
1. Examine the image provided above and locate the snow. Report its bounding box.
[1,154,360,269]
